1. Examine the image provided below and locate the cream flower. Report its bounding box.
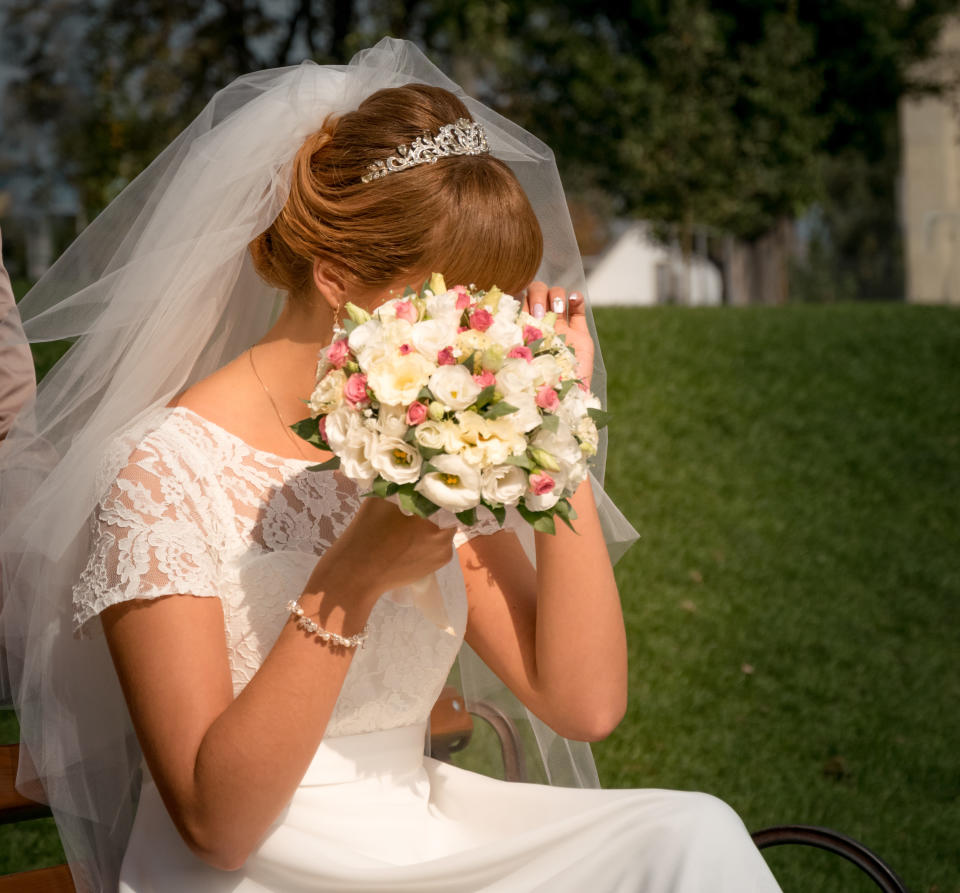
[307,369,346,416]
[455,328,491,356]
[531,354,562,389]
[428,364,482,411]
[496,357,536,395]
[347,318,381,357]
[415,453,482,512]
[365,351,434,407]
[480,464,527,506]
[497,391,541,433]
[412,318,457,360]
[370,436,423,485]
[376,404,409,439]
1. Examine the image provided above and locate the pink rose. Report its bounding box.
[437,347,456,366]
[318,415,328,443]
[522,325,543,344]
[535,385,560,412]
[394,300,418,323]
[344,372,369,406]
[469,308,494,332]
[399,343,412,355]
[473,370,496,388]
[507,345,533,362]
[458,325,469,334]
[454,287,471,310]
[406,401,428,426]
[529,472,555,496]
[326,338,350,368]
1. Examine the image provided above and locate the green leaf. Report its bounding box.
[306,455,341,472]
[371,476,399,498]
[587,407,611,428]
[396,482,440,517]
[484,401,518,419]
[516,503,557,535]
[506,452,534,470]
[342,318,358,334]
[554,499,579,533]
[558,379,578,400]
[402,285,416,297]
[459,350,476,368]
[455,507,477,526]
[474,384,496,410]
[417,445,445,460]
[417,386,434,402]
[419,276,432,298]
[538,413,560,433]
[527,337,544,354]
[490,504,507,527]
[290,417,325,448]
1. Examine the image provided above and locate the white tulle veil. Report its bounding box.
[0,38,637,891]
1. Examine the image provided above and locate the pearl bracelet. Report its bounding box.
[285,599,368,649]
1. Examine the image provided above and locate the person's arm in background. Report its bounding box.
[0,224,36,440]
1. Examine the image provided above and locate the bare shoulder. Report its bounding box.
[167,352,257,430]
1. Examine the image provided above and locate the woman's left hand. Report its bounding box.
[523,282,594,388]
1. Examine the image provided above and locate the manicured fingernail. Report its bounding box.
[552,297,565,314]
[533,303,545,318]
[570,292,582,302]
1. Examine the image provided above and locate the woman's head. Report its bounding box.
[250,84,543,302]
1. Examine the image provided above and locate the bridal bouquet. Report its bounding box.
[293,274,607,535]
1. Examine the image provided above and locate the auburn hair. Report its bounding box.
[250,84,543,300]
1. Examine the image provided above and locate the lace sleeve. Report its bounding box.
[72,437,223,637]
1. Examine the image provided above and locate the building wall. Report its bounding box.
[900,16,960,304]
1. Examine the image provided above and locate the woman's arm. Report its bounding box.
[102,498,455,871]
[458,474,627,742]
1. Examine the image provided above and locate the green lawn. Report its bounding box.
[591,303,959,893]
[3,301,958,890]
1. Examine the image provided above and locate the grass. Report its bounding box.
[3,299,958,890]
[591,303,960,893]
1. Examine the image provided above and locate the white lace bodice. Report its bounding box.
[73,407,469,738]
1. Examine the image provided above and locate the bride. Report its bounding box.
[0,39,782,892]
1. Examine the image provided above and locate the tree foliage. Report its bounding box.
[1,0,955,250]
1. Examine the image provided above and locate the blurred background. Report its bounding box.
[1,3,958,892]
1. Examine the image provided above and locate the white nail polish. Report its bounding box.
[552,297,565,314]
[533,303,545,319]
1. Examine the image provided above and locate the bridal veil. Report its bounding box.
[0,38,637,891]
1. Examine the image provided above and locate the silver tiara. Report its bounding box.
[361,118,490,183]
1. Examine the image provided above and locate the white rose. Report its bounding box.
[428,364,482,411]
[415,453,481,512]
[494,293,521,321]
[366,352,434,406]
[480,464,527,506]
[324,405,365,455]
[531,420,582,468]
[555,348,578,379]
[412,318,457,360]
[531,354,562,389]
[496,358,536,395]
[307,369,346,415]
[415,419,463,454]
[347,318,381,356]
[425,289,462,324]
[333,423,377,488]
[486,316,523,350]
[370,436,423,484]
[376,404,408,439]
[498,391,541,433]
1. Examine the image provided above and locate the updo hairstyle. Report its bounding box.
[249,84,543,301]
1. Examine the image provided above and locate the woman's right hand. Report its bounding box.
[307,498,456,603]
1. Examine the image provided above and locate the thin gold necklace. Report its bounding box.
[248,345,310,460]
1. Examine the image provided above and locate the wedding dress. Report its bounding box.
[71,405,782,892]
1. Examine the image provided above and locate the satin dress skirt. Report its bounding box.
[119,723,782,892]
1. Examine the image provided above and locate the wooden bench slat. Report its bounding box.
[0,864,75,893]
